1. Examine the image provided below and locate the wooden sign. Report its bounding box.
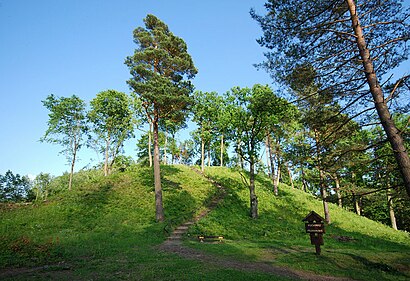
[302,211,325,255]
[305,223,325,233]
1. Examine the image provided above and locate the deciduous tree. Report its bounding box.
[41,94,87,190]
[226,84,286,218]
[88,90,134,176]
[0,171,32,202]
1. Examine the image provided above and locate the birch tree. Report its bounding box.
[41,94,87,190]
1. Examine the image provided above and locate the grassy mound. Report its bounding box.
[187,167,410,281]
[1,165,408,280]
[1,165,285,280]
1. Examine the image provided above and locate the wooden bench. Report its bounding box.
[198,235,224,242]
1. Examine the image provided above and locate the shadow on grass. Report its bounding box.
[198,168,410,281]
[136,165,183,192]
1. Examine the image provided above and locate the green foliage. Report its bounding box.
[251,0,409,95]
[33,172,52,201]
[88,90,135,175]
[136,130,165,164]
[0,171,32,203]
[41,94,88,159]
[252,0,410,197]
[179,139,196,165]
[227,85,277,163]
[41,94,87,189]
[125,14,197,125]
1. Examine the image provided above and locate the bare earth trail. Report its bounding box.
[158,168,354,281]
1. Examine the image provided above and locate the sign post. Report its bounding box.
[302,211,325,255]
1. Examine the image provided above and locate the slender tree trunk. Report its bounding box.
[314,129,330,224]
[273,139,281,195]
[153,118,164,222]
[319,168,331,224]
[148,122,153,167]
[35,186,41,201]
[163,130,168,165]
[267,134,275,184]
[347,0,410,197]
[274,163,281,196]
[352,191,361,216]
[69,146,76,190]
[301,167,307,192]
[104,136,110,176]
[207,147,211,167]
[201,137,205,172]
[265,136,271,177]
[236,139,244,169]
[249,155,258,219]
[220,134,224,167]
[286,162,294,188]
[334,173,342,208]
[387,187,398,230]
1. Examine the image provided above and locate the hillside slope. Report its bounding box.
[0,165,409,281]
[187,167,410,281]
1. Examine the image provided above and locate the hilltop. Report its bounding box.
[0,165,409,280]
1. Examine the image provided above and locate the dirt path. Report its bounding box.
[158,168,354,281]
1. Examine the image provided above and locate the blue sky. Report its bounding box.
[1,0,409,178]
[0,0,273,177]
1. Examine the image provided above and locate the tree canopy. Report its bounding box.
[41,94,88,190]
[88,90,135,176]
[252,0,410,197]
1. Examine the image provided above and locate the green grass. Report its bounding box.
[0,165,290,280]
[185,166,410,281]
[1,165,409,280]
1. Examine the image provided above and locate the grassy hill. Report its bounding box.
[0,165,409,280]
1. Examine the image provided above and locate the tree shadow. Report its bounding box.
[136,165,183,192]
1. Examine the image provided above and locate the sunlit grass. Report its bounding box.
[1,165,409,280]
[185,166,410,281]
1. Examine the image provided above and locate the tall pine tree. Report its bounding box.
[252,0,410,197]
[125,15,197,222]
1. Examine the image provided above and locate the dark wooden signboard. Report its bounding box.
[302,211,325,255]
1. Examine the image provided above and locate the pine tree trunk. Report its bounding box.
[153,118,164,222]
[319,168,331,224]
[387,188,398,230]
[249,155,258,219]
[314,129,330,224]
[347,0,410,197]
[148,122,153,167]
